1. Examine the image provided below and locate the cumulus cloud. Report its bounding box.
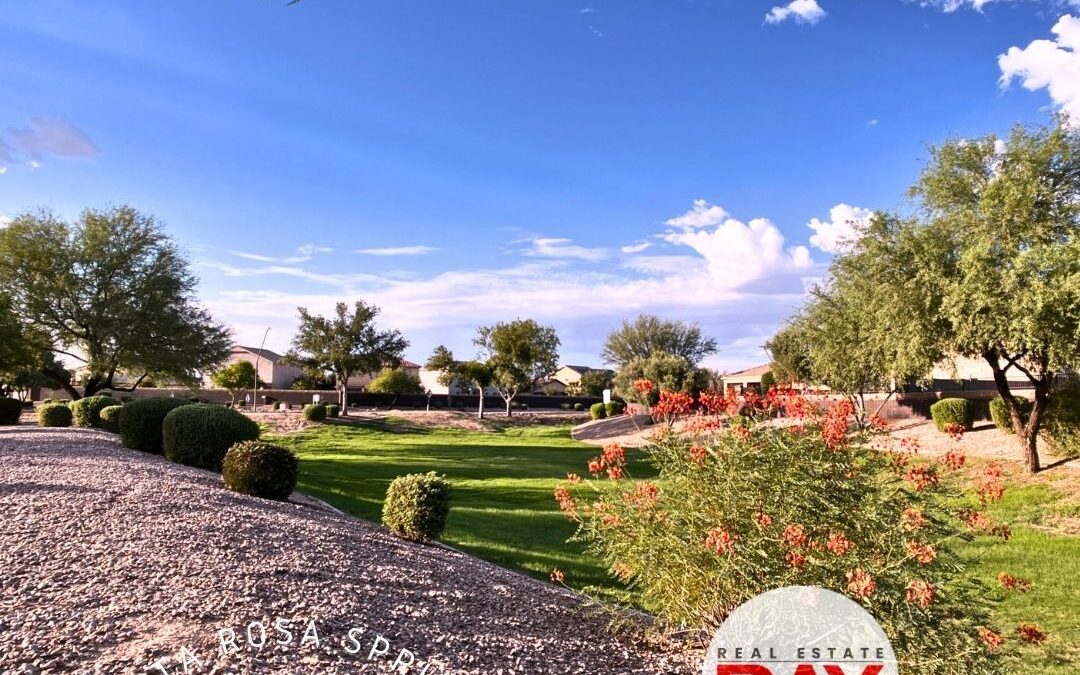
[0,117,98,171]
[999,14,1080,123]
[806,203,874,254]
[355,245,437,256]
[664,199,730,230]
[0,216,11,228]
[523,237,608,262]
[765,0,827,25]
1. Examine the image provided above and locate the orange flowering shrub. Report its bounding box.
[557,389,1016,675]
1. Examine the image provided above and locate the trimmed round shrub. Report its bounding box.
[160,406,260,468]
[930,397,975,432]
[382,472,452,543]
[70,395,117,429]
[589,402,607,420]
[604,401,625,417]
[37,403,72,427]
[988,395,1032,434]
[560,403,570,410]
[326,404,340,418]
[99,405,124,433]
[0,397,23,425]
[222,441,298,501]
[573,402,584,411]
[120,397,194,454]
[162,404,260,471]
[303,403,327,422]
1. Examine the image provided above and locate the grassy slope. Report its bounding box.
[274,421,653,595]
[276,421,1078,674]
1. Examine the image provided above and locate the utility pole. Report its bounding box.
[253,326,271,413]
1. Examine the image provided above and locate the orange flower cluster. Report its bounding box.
[633,379,654,394]
[978,627,1005,651]
[653,390,694,418]
[997,572,1032,593]
[905,540,938,565]
[1015,623,1048,645]
[943,421,966,441]
[905,579,935,608]
[820,399,854,449]
[752,511,773,529]
[960,510,1012,540]
[903,464,940,492]
[697,390,731,416]
[588,443,627,480]
[550,568,565,583]
[977,463,1006,505]
[704,527,736,555]
[785,551,807,569]
[940,449,966,471]
[623,481,660,509]
[566,472,582,484]
[846,568,876,600]
[826,532,855,557]
[689,442,708,464]
[900,507,926,531]
[782,523,808,549]
[554,486,577,519]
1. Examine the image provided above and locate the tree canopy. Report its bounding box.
[284,300,408,415]
[601,314,717,367]
[781,120,1080,472]
[425,346,494,418]
[0,206,232,398]
[474,319,559,416]
[210,360,265,406]
[367,367,424,396]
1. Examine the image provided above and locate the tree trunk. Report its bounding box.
[984,349,1043,474]
[505,397,512,417]
[42,365,81,401]
[339,382,348,416]
[477,393,485,420]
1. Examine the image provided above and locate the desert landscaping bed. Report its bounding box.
[0,427,693,674]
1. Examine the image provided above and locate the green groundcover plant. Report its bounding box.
[555,386,1036,675]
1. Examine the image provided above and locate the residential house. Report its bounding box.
[723,364,773,394]
[534,364,615,395]
[418,365,499,397]
[206,346,304,390]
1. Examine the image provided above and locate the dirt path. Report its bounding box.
[0,426,693,674]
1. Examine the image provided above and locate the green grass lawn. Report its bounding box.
[272,420,654,597]
[274,420,1078,674]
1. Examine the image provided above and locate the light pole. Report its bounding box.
[253,326,271,412]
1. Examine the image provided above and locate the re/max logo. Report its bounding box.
[716,665,883,675]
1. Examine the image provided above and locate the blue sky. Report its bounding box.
[1,0,1078,371]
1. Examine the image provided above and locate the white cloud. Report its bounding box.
[0,167,7,175]
[523,237,608,262]
[665,214,813,287]
[297,244,333,256]
[228,244,333,265]
[916,1,1080,12]
[621,254,705,275]
[620,241,653,254]
[355,246,437,256]
[806,203,875,254]
[0,117,98,170]
[999,14,1080,123]
[867,119,880,127]
[765,0,827,25]
[664,199,730,230]
[0,216,11,228]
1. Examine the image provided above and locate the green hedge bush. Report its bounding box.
[930,397,975,432]
[37,403,72,427]
[1046,380,1080,457]
[382,472,452,543]
[162,404,260,471]
[0,397,23,425]
[988,395,1032,434]
[326,404,340,418]
[303,403,327,422]
[99,405,123,433]
[604,401,625,417]
[589,402,607,420]
[222,441,298,501]
[71,395,117,429]
[120,397,193,453]
[573,402,584,411]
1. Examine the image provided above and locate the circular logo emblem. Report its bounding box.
[701,586,899,675]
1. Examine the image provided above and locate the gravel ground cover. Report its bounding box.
[0,426,694,674]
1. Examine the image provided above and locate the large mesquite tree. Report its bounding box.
[284,301,408,415]
[789,121,1080,472]
[0,207,232,398]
